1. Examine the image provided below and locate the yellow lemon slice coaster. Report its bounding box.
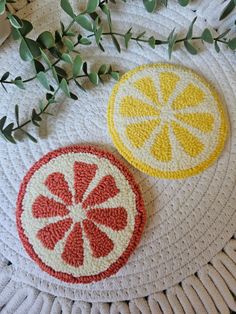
[108,64,229,179]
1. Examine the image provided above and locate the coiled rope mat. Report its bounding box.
[0,0,235,313]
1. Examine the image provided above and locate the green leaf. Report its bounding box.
[34,60,45,73]
[32,109,42,122]
[70,92,78,100]
[124,29,132,49]
[94,26,103,45]
[55,66,67,79]
[0,116,7,130]
[63,38,74,51]
[61,53,73,64]
[74,79,86,92]
[15,104,19,125]
[143,0,157,12]
[75,14,93,31]
[78,37,91,45]
[37,72,50,90]
[60,0,75,18]
[217,29,231,39]
[168,28,177,59]
[137,31,146,39]
[73,55,82,77]
[37,31,55,49]
[98,64,107,75]
[20,20,33,36]
[228,38,236,50]
[178,0,189,6]
[0,0,6,15]
[186,17,197,40]
[21,129,38,143]
[41,50,51,67]
[2,123,16,143]
[214,41,220,53]
[11,28,21,40]
[110,71,120,81]
[220,0,235,20]
[111,35,121,53]
[13,78,25,89]
[88,72,99,85]
[201,28,213,43]
[60,78,70,97]
[8,14,23,29]
[86,0,99,13]
[1,72,10,81]
[184,40,198,54]
[19,38,41,61]
[100,4,111,27]
[148,36,155,49]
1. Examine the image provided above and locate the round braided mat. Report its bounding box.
[0,0,235,309]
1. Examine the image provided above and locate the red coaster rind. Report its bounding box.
[16,145,146,284]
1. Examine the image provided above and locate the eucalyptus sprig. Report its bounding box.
[143,0,189,13]
[0,0,235,144]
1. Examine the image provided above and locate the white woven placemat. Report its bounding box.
[0,0,236,313]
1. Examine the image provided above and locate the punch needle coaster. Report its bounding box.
[16,145,146,283]
[108,64,229,179]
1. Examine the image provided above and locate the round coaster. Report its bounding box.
[16,145,146,283]
[108,64,229,179]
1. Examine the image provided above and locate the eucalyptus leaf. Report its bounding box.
[78,37,91,45]
[63,38,74,51]
[34,60,45,73]
[110,71,120,80]
[0,116,7,130]
[111,35,121,52]
[94,26,103,45]
[201,28,213,43]
[220,0,236,20]
[88,72,99,85]
[1,72,10,81]
[184,40,198,54]
[37,31,55,49]
[61,53,73,64]
[13,78,25,89]
[60,0,75,18]
[148,36,155,48]
[186,17,197,40]
[15,104,19,125]
[19,38,41,61]
[8,14,23,29]
[178,0,189,6]
[124,29,132,49]
[228,38,236,50]
[214,41,220,53]
[60,78,70,97]
[0,0,6,15]
[143,0,157,13]
[86,0,99,13]
[37,72,51,90]
[21,129,38,143]
[20,20,33,36]
[75,15,93,31]
[73,55,82,77]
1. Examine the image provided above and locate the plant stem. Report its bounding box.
[92,32,229,46]
[11,72,104,133]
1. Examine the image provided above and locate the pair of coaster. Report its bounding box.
[16,64,228,283]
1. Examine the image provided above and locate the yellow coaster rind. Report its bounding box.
[107,64,229,179]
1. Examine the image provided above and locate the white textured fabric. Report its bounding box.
[0,0,235,311]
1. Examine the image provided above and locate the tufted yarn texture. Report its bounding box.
[16,145,146,284]
[0,0,236,313]
[108,63,229,179]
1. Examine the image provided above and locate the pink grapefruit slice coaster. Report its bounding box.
[16,145,146,283]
